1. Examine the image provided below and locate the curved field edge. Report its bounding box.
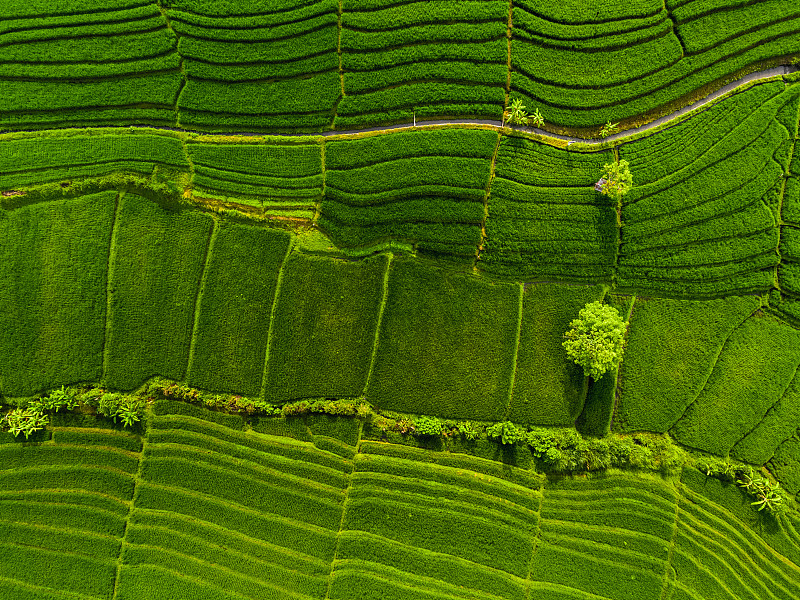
[0,0,797,136]
[0,406,798,600]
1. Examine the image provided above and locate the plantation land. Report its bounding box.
[1,0,797,132]
[2,0,800,598]
[1,408,799,600]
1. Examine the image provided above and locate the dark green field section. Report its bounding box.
[5,412,800,599]
[671,312,800,457]
[481,135,616,281]
[365,257,521,421]
[319,128,497,262]
[265,252,389,403]
[335,0,508,129]
[0,130,189,190]
[616,295,761,433]
[168,0,341,131]
[507,283,606,426]
[2,1,796,132]
[512,0,800,128]
[104,192,214,390]
[617,81,796,297]
[0,0,182,131]
[0,191,116,396]
[185,222,291,397]
[186,139,323,208]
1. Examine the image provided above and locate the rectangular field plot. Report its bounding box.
[0,192,115,395]
[481,135,617,281]
[104,193,214,390]
[530,473,677,600]
[320,128,496,261]
[616,295,760,433]
[0,427,140,599]
[186,222,291,396]
[329,440,541,600]
[0,131,189,190]
[187,139,323,207]
[122,411,350,599]
[0,2,181,130]
[616,83,795,297]
[265,252,389,403]
[510,2,800,129]
[169,0,340,132]
[507,283,606,426]
[671,313,800,456]
[336,0,508,128]
[365,256,520,420]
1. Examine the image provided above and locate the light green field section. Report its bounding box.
[2,411,800,599]
[329,441,542,600]
[616,295,761,433]
[0,427,138,599]
[671,313,800,456]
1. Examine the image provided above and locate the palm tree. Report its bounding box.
[505,99,529,126]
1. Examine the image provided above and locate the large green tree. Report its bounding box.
[563,301,627,379]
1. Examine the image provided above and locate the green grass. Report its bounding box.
[507,283,607,426]
[0,192,116,396]
[365,256,521,420]
[616,295,761,433]
[320,129,496,260]
[187,140,323,204]
[104,193,214,390]
[732,367,800,465]
[186,222,291,396]
[671,313,800,456]
[265,252,389,403]
[512,4,800,128]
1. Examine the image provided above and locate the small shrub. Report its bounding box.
[599,121,620,138]
[486,421,525,445]
[458,421,482,441]
[96,393,145,428]
[2,408,49,439]
[414,415,444,437]
[40,386,80,412]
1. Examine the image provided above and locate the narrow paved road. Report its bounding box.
[101,64,794,145]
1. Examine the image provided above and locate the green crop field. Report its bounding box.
[1,1,800,598]
[2,412,800,599]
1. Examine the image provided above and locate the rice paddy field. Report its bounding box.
[1,0,800,598]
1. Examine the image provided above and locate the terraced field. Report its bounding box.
[2,1,800,598]
[1,0,797,132]
[2,410,799,600]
